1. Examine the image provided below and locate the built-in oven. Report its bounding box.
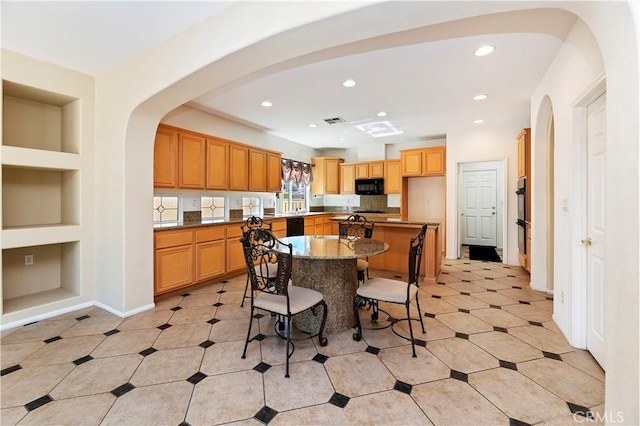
[516,178,526,254]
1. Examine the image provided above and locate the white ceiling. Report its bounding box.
[1,2,578,150]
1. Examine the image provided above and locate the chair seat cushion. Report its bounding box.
[254,285,324,315]
[356,277,418,304]
[357,258,369,271]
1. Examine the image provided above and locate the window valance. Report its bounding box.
[282,158,313,184]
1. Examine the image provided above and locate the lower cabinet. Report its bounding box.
[226,225,246,274]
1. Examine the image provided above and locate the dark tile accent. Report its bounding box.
[181,293,191,297]
[485,277,494,280]
[24,321,38,326]
[104,329,120,336]
[255,334,267,341]
[73,355,93,365]
[253,313,265,319]
[511,285,521,289]
[424,312,436,318]
[546,296,553,300]
[44,336,62,344]
[187,371,207,385]
[329,392,350,408]
[437,282,446,285]
[494,326,508,333]
[483,268,491,271]
[455,332,469,340]
[490,305,502,309]
[365,346,381,355]
[461,292,471,296]
[313,353,329,364]
[199,340,215,349]
[458,309,470,314]
[139,347,157,357]
[463,262,471,265]
[254,406,278,424]
[413,338,427,348]
[508,275,517,278]
[450,370,468,382]
[213,302,224,307]
[111,383,135,397]
[221,280,229,284]
[463,270,471,273]
[432,295,441,299]
[76,315,90,321]
[170,306,182,311]
[444,264,452,266]
[519,301,531,305]
[509,418,531,426]
[394,275,403,279]
[207,318,220,325]
[462,280,471,283]
[394,380,413,395]
[1,364,22,376]
[441,271,449,274]
[543,351,563,361]
[488,289,497,293]
[217,290,226,294]
[567,402,594,418]
[253,362,272,373]
[529,321,543,327]
[157,323,172,330]
[25,395,53,412]
[499,360,518,371]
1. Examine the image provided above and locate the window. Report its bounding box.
[242,197,261,216]
[201,196,226,220]
[153,196,179,225]
[282,181,309,213]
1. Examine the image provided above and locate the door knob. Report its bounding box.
[581,238,592,246]
[492,212,496,215]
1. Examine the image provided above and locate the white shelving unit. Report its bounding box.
[2,79,86,324]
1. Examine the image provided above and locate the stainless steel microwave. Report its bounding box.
[355,178,385,195]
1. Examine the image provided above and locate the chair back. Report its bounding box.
[241,227,292,299]
[408,224,429,286]
[338,214,374,239]
[241,215,272,236]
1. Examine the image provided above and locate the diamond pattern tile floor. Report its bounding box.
[0,252,605,425]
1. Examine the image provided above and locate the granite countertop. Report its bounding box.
[330,216,443,226]
[274,235,389,259]
[153,211,334,231]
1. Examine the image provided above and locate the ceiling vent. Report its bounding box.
[323,117,346,124]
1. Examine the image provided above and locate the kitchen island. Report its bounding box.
[331,216,442,285]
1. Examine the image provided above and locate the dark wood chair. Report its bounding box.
[338,214,375,282]
[353,224,428,357]
[240,216,274,307]
[240,227,328,378]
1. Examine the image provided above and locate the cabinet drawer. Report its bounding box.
[195,226,225,243]
[269,220,287,232]
[226,224,244,239]
[155,230,193,249]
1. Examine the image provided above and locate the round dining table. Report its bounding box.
[274,235,389,334]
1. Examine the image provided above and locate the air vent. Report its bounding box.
[323,117,346,124]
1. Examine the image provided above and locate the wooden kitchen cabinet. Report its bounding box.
[400,146,446,177]
[153,125,179,188]
[206,138,229,190]
[229,144,249,191]
[249,149,267,192]
[517,128,530,179]
[154,229,195,295]
[384,160,402,194]
[401,149,423,176]
[195,227,226,282]
[267,152,282,192]
[355,163,370,179]
[178,132,206,189]
[311,157,343,195]
[368,161,384,178]
[226,225,246,273]
[340,163,356,194]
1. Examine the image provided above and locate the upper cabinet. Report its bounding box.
[340,163,356,194]
[312,157,343,195]
[400,146,446,177]
[517,128,530,179]
[154,125,281,193]
[384,160,402,194]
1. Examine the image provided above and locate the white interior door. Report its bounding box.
[460,170,497,246]
[586,93,606,368]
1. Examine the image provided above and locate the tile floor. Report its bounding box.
[1,251,605,425]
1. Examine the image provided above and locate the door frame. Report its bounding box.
[569,74,606,349]
[456,160,506,260]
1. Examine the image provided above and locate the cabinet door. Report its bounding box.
[384,160,402,194]
[155,245,194,294]
[517,132,526,178]
[423,147,445,176]
[401,150,423,176]
[324,158,341,194]
[355,163,369,179]
[178,132,206,188]
[369,162,384,178]
[226,226,246,273]
[229,144,249,191]
[196,240,225,281]
[340,164,356,194]
[249,149,267,192]
[206,138,229,190]
[154,126,178,188]
[267,152,282,192]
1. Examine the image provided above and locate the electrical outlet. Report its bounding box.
[25,255,34,266]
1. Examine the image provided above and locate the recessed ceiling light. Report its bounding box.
[473,94,488,101]
[339,138,346,141]
[342,79,357,88]
[475,45,495,56]
[473,119,484,124]
[309,123,318,128]
[260,100,272,107]
[377,112,387,117]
